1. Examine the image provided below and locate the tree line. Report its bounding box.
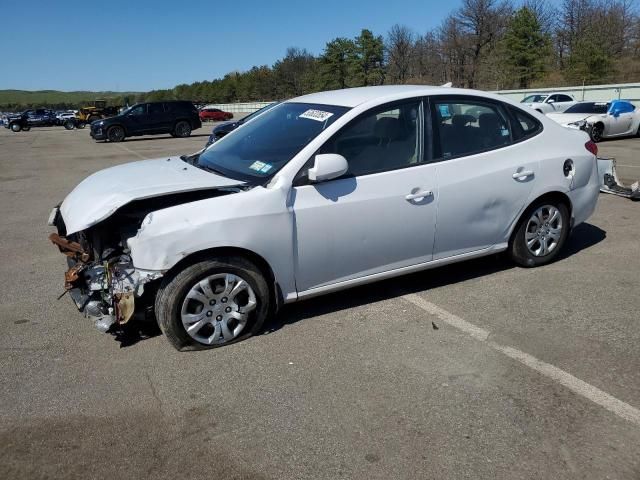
[2,0,638,110]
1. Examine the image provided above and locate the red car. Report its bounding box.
[199,108,233,122]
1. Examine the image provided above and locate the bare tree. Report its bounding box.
[386,24,415,83]
[456,0,513,88]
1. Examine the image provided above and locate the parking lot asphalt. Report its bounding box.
[1,124,639,479]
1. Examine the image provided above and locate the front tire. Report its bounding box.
[155,257,270,351]
[107,125,125,142]
[591,124,604,142]
[10,123,22,132]
[174,120,191,138]
[509,201,570,268]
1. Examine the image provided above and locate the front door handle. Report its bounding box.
[512,170,534,179]
[405,190,433,201]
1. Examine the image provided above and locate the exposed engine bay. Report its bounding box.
[49,187,243,332]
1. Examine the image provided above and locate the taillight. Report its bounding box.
[585,140,598,156]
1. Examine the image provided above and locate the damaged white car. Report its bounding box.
[547,100,640,142]
[49,86,601,351]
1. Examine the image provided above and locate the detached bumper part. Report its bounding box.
[597,157,640,201]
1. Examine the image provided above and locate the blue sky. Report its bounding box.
[3,0,523,92]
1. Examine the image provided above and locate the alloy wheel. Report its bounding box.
[180,273,257,345]
[524,205,563,257]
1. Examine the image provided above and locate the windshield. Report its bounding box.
[564,102,609,114]
[240,102,279,124]
[197,102,349,182]
[521,95,548,103]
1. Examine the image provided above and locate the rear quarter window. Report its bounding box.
[508,106,543,140]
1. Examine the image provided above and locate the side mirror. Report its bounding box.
[547,99,555,104]
[308,154,348,183]
[611,109,621,117]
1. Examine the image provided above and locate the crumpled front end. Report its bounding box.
[48,208,163,332]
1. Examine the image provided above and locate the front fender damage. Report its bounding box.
[50,230,164,331]
[49,185,242,332]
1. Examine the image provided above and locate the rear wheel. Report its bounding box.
[76,121,86,129]
[63,120,75,130]
[155,257,270,351]
[174,120,191,138]
[22,126,30,131]
[107,125,125,142]
[509,201,570,268]
[10,123,22,132]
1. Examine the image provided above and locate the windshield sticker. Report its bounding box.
[299,109,334,122]
[249,161,273,174]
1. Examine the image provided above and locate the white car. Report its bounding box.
[521,93,576,114]
[547,100,640,142]
[49,85,600,351]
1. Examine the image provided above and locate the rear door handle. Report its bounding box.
[405,190,433,201]
[512,170,534,179]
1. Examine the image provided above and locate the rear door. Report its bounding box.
[146,102,168,132]
[430,96,540,259]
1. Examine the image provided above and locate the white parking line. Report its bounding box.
[115,143,148,160]
[403,293,640,428]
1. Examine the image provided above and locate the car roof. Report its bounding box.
[287,85,503,108]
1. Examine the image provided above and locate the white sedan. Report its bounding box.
[49,85,600,350]
[521,92,576,114]
[547,100,640,142]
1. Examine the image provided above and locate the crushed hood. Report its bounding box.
[60,156,243,234]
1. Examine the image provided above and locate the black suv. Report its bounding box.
[90,101,201,142]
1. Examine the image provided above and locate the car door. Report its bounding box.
[124,104,149,134]
[607,102,636,136]
[292,98,438,292]
[430,96,539,260]
[146,102,167,133]
[553,94,575,112]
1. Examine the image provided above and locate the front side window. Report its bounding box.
[319,100,422,177]
[522,95,547,103]
[197,102,349,182]
[129,104,147,116]
[432,99,511,159]
[148,103,164,115]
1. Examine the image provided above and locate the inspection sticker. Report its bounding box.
[249,161,273,174]
[299,109,334,122]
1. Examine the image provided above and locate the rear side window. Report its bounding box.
[508,106,542,140]
[558,94,573,102]
[431,98,511,160]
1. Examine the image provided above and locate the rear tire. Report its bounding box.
[107,125,125,142]
[22,126,30,131]
[155,257,270,351]
[63,120,75,130]
[174,120,191,138]
[76,121,86,129]
[509,200,570,268]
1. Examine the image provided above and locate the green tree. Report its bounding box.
[353,29,385,86]
[320,38,357,89]
[503,7,552,88]
[566,34,613,84]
